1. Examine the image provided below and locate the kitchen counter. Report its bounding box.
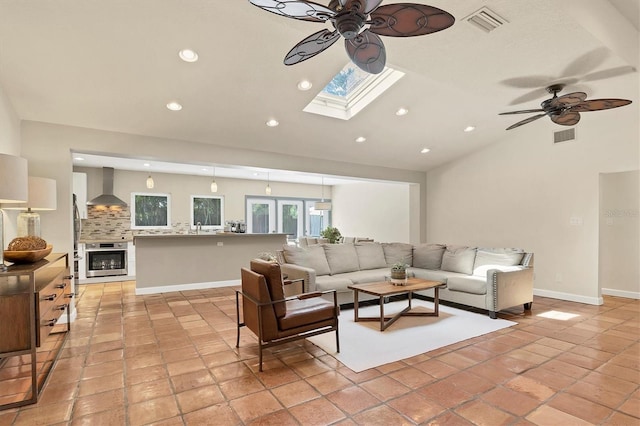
[133,233,288,294]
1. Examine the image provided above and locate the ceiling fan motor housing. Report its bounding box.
[334,8,367,39]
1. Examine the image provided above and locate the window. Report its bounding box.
[245,196,331,237]
[131,193,171,229]
[191,195,224,230]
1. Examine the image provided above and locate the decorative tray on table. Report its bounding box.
[3,245,53,264]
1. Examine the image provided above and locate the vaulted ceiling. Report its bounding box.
[0,0,637,176]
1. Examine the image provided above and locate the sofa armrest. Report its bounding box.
[280,263,316,293]
[488,267,534,312]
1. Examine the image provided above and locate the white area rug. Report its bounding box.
[308,299,516,372]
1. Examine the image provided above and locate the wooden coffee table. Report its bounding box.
[348,278,446,331]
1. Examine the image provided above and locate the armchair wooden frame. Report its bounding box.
[236,268,340,372]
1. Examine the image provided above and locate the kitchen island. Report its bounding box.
[133,233,288,294]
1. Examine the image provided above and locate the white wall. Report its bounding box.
[599,170,639,298]
[426,101,639,304]
[332,182,411,243]
[0,82,20,155]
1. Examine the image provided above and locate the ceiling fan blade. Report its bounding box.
[345,29,386,74]
[569,98,632,112]
[581,66,636,82]
[505,113,548,130]
[549,92,588,108]
[284,29,341,65]
[499,108,545,115]
[369,4,455,37]
[248,0,334,22]
[550,111,580,126]
[364,0,383,14]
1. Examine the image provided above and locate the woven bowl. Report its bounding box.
[3,245,53,264]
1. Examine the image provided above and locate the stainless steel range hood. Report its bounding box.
[86,167,128,206]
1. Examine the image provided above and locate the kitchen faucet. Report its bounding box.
[196,222,202,234]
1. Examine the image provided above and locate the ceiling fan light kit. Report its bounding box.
[499,84,632,130]
[248,0,455,74]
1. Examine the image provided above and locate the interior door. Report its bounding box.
[246,198,276,234]
[277,200,304,240]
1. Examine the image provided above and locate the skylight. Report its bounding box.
[303,63,405,120]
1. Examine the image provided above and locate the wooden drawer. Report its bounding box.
[36,269,71,347]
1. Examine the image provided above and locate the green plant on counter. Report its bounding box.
[320,226,342,244]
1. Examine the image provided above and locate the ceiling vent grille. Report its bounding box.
[465,7,508,32]
[554,128,576,143]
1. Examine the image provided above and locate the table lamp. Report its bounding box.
[0,153,29,271]
[5,176,57,237]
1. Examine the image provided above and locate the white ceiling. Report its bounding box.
[0,1,638,184]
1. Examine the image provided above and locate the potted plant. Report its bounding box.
[390,261,409,284]
[320,226,342,244]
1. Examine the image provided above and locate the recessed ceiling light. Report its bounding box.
[166,101,182,111]
[143,163,151,167]
[420,148,431,154]
[178,49,198,63]
[297,80,312,91]
[464,126,476,132]
[74,156,85,161]
[395,107,409,116]
[266,119,279,127]
[355,136,366,143]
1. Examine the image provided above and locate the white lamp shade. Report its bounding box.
[314,201,332,211]
[6,176,57,210]
[0,154,28,203]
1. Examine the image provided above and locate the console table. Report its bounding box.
[0,253,72,410]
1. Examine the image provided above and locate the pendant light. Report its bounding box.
[146,174,154,189]
[315,177,332,211]
[265,172,272,195]
[210,167,218,193]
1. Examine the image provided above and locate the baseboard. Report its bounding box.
[601,288,640,300]
[135,279,240,295]
[533,288,603,305]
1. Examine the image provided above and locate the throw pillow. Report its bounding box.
[355,243,387,270]
[282,245,331,276]
[382,243,413,267]
[441,245,477,275]
[413,244,446,269]
[324,244,360,275]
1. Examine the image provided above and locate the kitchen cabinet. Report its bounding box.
[0,253,72,410]
[73,172,87,219]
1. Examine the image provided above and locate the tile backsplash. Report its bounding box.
[80,206,192,241]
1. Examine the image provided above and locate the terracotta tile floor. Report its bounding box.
[0,281,638,425]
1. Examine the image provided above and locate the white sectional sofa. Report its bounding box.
[277,242,534,318]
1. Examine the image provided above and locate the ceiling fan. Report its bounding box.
[247,0,455,74]
[499,84,632,130]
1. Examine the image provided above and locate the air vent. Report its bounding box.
[554,128,576,143]
[465,7,508,32]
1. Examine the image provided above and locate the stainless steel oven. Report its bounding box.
[85,242,127,277]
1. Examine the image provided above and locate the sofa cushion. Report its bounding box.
[447,275,487,295]
[382,242,413,267]
[282,245,331,276]
[340,268,389,285]
[408,268,452,283]
[355,243,387,270]
[473,248,524,276]
[441,245,477,275]
[315,275,356,293]
[413,244,446,269]
[324,244,360,275]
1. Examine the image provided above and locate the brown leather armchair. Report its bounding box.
[236,259,340,371]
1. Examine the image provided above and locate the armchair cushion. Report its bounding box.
[250,259,286,318]
[240,268,279,341]
[279,297,336,330]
